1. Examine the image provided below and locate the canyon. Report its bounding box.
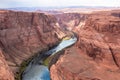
[0,9,120,80]
[0,10,65,80]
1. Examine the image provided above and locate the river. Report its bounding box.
[22,36,77,80]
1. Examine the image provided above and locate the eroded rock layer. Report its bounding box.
[55,13,88,30]
[0,10,65,79]
[50,10,120,80]
[0,49,14,80]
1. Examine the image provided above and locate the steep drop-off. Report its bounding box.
[50,10,120,80]
[0,49,14,80]
[0,10,65,80]
[55,13,88,30]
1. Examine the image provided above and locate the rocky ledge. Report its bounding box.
[50,10,120,80]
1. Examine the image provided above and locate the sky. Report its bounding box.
[0,0,120,8]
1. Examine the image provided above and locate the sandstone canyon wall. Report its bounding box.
[0,10,65,80]
[50,10,120,80]
[55,13,88,30]
[0,49,14,80]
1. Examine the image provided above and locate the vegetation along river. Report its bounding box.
[22,35,77,80]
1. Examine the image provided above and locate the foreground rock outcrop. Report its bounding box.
[50,10,120,80]
[0,49,14,80]
[0,10,65,79]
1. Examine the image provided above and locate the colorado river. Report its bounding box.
[22,36,77,80]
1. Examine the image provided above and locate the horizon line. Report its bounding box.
[1,5,120,9]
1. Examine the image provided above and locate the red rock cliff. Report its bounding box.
[50,10,120,80]
[55,13,88,30]
[0,49,14,80]
[0,10,65,79]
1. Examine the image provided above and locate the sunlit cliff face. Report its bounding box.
[50,10,120,80]
[55,13,88,31]
[0,10,66,80]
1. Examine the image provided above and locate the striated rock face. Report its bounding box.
[0,10,65,79]
[55,13,88,30]
[0,49,14,80]
[86,11,120,33]
[50,47,120,80]
[50,10,120,80]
